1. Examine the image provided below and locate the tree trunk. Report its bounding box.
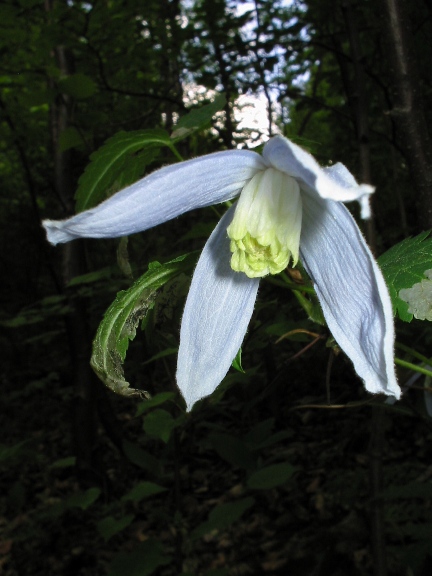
[45,0,100,486]
[340,0,376,250]
[379,0,432,231]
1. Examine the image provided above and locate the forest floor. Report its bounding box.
[1,357,432,576]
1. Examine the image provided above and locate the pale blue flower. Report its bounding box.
[43,135,400,409]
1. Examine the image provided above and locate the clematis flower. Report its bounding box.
[43,135,400,410]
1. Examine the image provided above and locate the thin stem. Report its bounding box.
[265,276,316,294]
[395,342,432,366]
[168,143,184,162]
[395,358,432,378]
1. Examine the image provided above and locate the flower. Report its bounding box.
[43,135,400,410]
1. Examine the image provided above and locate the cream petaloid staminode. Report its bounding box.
[227,167,302,278]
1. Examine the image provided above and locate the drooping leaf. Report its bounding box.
[90,253,197,397]
[75,129,175,212]
[247,463,297,490]
[171,93,226,140]
[378,231,432,321]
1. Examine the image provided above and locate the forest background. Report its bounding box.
[2,0,432,575]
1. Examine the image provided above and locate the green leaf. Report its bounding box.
[75,129,174,212]
[117,237,133,279]
[243,418,274,447]
[209,433,256,470]
[141,348,178,366]
[247,463,296,490]
[122,440,162,475]
[59,127,85,152]
[90,253,197,397]
[66,266,114,287]
[380,482,432,499]
[143,409,183,443]
[231,348,245,373]
[58,73,97,99]
[378,231,432,321]
[171,93,226,140]
[108,539,171,576]
[49,456,76,469]
[97,514,135,541]
[136,392,176,416]
[121,481,167,503]
[64,487,101,510]
[190,497,254,540]
[0,439,35,465]
[293,290,325,325]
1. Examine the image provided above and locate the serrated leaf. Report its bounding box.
[378,231,432,321]
[90,253,197,397]
[247,463,296,490]
[171,94,226,140]
[121,481,167,503]
[190,497,254,540]
[75,129,174,212]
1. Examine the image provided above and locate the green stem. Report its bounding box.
[395,357,432,378]
[395,342,432,366]
[168,143,183,162]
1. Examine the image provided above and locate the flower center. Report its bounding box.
[227,167,302,278]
